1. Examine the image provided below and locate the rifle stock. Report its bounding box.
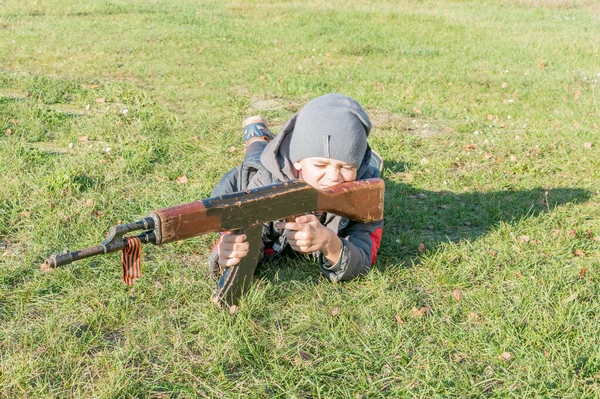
[42,178,384,307]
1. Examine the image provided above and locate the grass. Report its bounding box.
[1,0,600,397]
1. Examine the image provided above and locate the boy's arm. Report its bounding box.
[319,218,384,282]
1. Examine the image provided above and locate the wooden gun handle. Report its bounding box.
[211,224,263,307]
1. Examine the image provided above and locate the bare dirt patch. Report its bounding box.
[0,89,29,101]
[369,109,453,138]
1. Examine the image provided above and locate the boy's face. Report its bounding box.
[293,157,358,189]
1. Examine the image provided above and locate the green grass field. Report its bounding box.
[1,0,599,397]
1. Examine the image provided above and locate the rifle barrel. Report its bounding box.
[42,231,156,269]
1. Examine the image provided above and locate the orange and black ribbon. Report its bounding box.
[121,236,142,286]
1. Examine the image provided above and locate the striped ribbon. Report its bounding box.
[121,236,142,286]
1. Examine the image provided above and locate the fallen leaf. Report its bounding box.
[96,97,105,104]
[468,312,481,322]
[413,107,422,115]
[594,236,600,242]
[530,240,541,245]
[420,157,429,165]
[299,350,311,361]
[85,199,94,207]
[537,58,546,70]
[154,281,163,289]
[515,271,523,279]
[374,81,384,91]
[573,249,585,257]
[394,314,405,325]
[411,306,429,318]
[584,142,592,148]
[99,159,107,165]
[400,172,414,182]
[228,146,237,153]
[501,82,508,88]
[463,144,476,151]
[453,354,465,363]
[1,252,8,257]
[487,114,495,121]
[500,123,506,128]
[5,128,14,135]
[351,320,360,330]
[418,243,425,253]
[10,119,20,124]
[452,288,463,302]
[566,230,577,239]
[519,235,530,243]
[78,135,88,143]
[91,210,104,217]
[578,268,587,278]
[20,211,31,218]
[483,152,492,160]
[229,305,239,315]
[510,155,518,162]
[500,352,512,361]
[176,175,188,184]
[544,350,550,359]
[488,250,497,257]
[331,307,340,317]
[562,292,578,304]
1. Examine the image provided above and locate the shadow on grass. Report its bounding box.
[377,160,591,264]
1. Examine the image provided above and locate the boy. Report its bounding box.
[208,93,383,283]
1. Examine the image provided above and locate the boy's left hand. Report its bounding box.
[275,215,342,263]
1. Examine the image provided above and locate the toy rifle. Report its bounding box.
[42,178,384,307]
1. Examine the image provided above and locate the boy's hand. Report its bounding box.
[275,215,342,264]
[217,233,250,267]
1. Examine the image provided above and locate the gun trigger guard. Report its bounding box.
[101,225,123,247]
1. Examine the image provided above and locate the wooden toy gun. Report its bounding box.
[42,178,384,307]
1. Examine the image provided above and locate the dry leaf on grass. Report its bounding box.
[229,305,239,315]
[394,314,405,325]
[411,306,429,318]
[6,129,14,135]
[583,142,592,148]
[452,288,463,302]
[567,230,577,239]
[418,243,425,253]
[468,312,481,322]
[578,268,587,278]
[500,352,512,361]
[176,175,188,184]
[562,293,578,304]
[519,235,530,243]
[331,307,340,317]
[96,97,105,104]
[573,249,585,257]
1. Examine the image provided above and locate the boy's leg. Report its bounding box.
[243,116,274,159]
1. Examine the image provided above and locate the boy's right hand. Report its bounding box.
[217,233,250,267]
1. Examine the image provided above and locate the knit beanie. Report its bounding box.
[289,93,372,169]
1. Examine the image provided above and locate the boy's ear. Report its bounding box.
[293,161,302,171]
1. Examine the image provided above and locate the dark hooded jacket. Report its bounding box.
[208,114,384,283]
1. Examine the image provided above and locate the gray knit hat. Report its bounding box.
[289,93,372,169]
